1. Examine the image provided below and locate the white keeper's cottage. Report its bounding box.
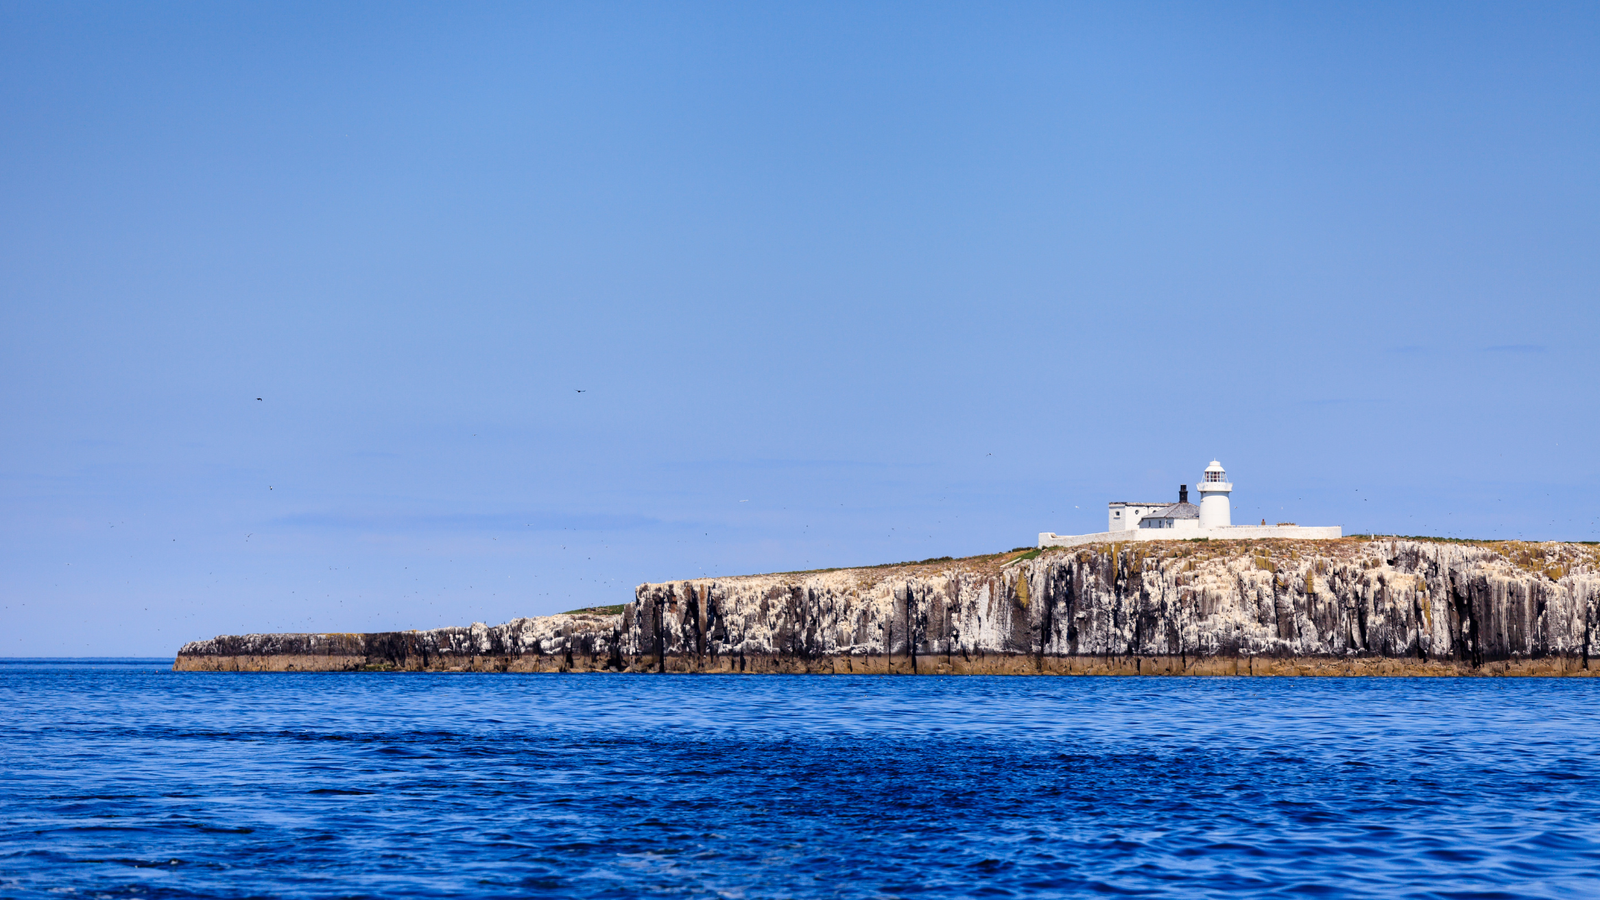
[1040,460,1340,548]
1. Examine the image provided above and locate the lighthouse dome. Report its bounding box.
[1203,460,1227,483]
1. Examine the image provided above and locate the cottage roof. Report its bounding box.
[1147,501,1200,519]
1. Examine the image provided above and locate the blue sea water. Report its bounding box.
[2,662,1598,899]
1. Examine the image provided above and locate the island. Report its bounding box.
[176,537,1600,676]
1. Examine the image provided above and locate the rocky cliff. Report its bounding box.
[176,538,1600,675]
[174,612,623,673]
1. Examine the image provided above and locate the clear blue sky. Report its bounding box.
[3,2,1597,656]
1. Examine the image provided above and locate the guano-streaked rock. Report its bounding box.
[175,538,1600,675]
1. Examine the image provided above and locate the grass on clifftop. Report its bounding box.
[758,536,1600,582]
[560,604,627,616]
[1351,534,1598,546]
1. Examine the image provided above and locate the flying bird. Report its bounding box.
[575,389,586,393]
[256,397,262,401]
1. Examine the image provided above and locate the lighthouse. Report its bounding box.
[1038,458,1342,548]
[1197,460,1232,528]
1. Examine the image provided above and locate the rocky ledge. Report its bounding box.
[176,538,1600,675]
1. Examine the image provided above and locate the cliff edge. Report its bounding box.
[175,538,1600,675]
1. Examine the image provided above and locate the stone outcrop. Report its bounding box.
[173,613,622,672]
[175,538,1600,676]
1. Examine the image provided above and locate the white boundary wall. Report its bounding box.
[1038,525,1341,549]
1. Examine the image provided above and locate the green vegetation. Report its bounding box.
[775,555,957,576]
[1349,534,1495,544]
[757,536,1598,581]
[561,604,628,616]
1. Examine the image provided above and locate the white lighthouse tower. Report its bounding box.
[1197,460,1232,528]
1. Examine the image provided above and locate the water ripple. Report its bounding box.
[1,662,1598,898]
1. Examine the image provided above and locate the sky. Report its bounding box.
[2,1,1597,656]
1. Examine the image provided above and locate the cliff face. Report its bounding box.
[176,539,1600,675]
[174,613,622,672]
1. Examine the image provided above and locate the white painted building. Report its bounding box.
[1107,502,1169,532]
[1039,461,1341,548]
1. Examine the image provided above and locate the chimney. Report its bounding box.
[1179,484,1188,504]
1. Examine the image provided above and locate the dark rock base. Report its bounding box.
[175,651,1600,677]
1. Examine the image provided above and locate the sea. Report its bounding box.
[2,660,1598,899]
